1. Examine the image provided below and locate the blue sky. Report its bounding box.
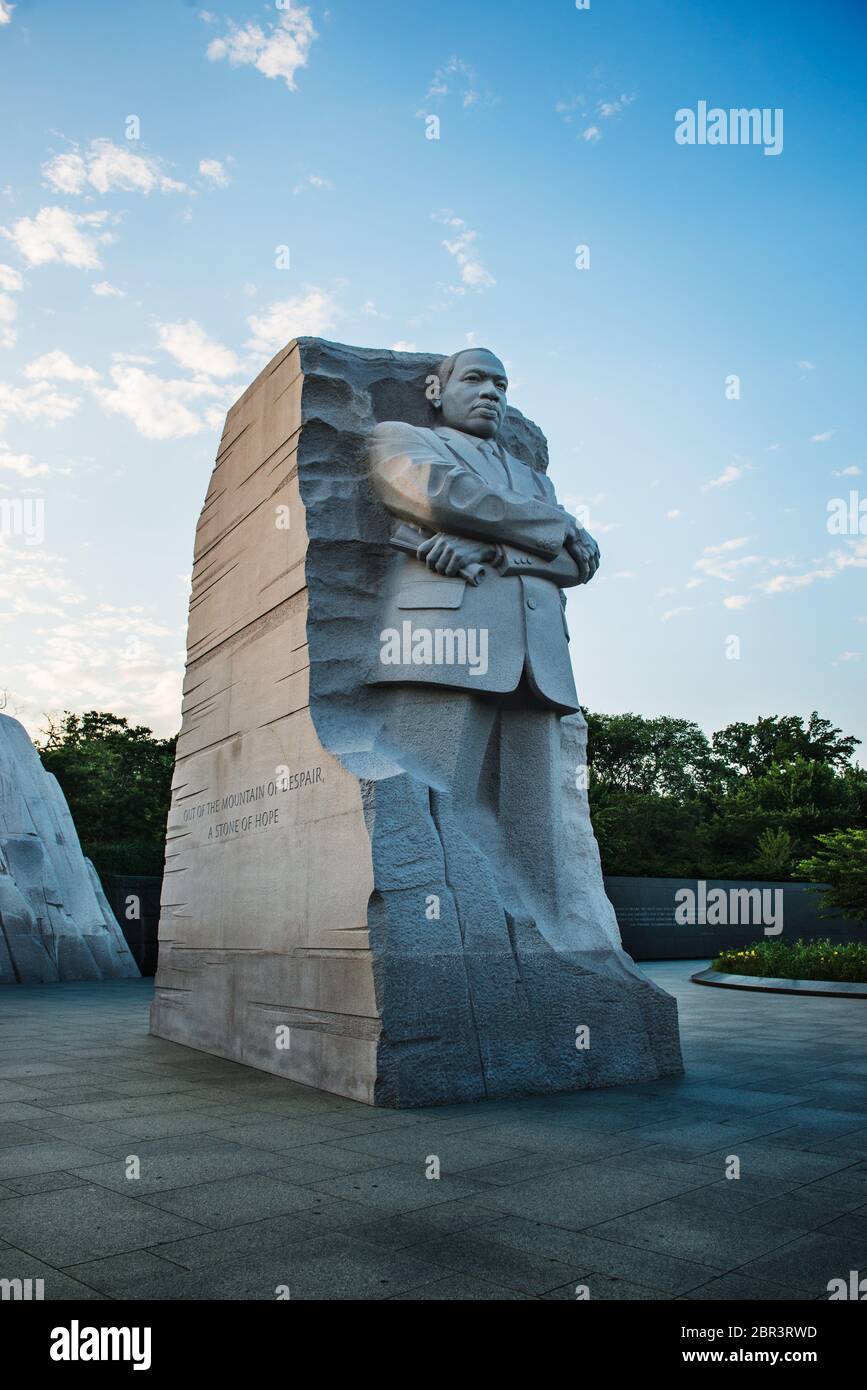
[0,0,865,756]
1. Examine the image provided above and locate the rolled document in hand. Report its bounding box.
[389,522,487,584]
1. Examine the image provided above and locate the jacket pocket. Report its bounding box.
[397,579,466,610]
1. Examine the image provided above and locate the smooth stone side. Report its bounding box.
[151,337,682,1105]
[0,714,139,984]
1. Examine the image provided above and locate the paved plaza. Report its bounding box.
[1,962,866,1301]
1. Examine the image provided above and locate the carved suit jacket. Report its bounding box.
[367,420,582,714]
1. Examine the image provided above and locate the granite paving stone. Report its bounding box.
[0,963,863,1299]
[0,1185,208,1266]
[136,1174,331,1227]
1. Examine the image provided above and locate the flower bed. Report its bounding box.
[713,938,867,984]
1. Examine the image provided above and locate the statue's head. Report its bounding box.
[434,347,508,440]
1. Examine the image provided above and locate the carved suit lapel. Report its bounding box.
[432,426,549,503]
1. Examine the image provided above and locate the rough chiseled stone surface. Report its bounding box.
[0,714,139,984]
[151,338,682,1105]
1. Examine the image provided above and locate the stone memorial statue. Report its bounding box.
[0,713,139,983]
[151,338,682,1105]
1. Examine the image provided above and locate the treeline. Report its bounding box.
[37,711,176,879]
[35,707,866,920]
[585,709,866,893]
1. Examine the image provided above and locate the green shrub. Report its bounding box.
[713,938,867,984]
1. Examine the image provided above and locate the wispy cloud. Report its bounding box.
[756,538,867,595]
[292,173,333,195]
[0,446,48,478]
[694,537,761,582]
[423,56,492,110]
[199,158,230,188]
[0,261,23,347]
[433,212,495,290]
[702,463,743,491]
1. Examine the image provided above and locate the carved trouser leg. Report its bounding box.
[374,679,570,938]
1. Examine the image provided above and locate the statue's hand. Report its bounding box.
[417,532,497,579]
[565,524,601,584]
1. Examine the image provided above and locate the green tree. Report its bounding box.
[584,710,722,799]
[712,712,860,777]
[796,830,867,923]
[585,708,866,881]
[754,827,794,879]
[36,711,176,878]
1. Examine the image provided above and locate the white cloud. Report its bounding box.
[582,126,602,143]
[2,594,184,738]
[0,448,47,477]
[0,261,23,348]
[555,96,585,126]
[292,173,333,194]
[702,463,743,491]
[665,509,681,520]
[91,280,125,297]
[695,537,762,582]
[0,380,81,430]
[42,140,187,197]
[811,430,834,443]
[92,365,231,441]
[245,286,339,357]
[434,213,495,290]
[199,158,230,187]
[424,57,482,109]
[0,263,22,292]
[795,360,814,370]
[206,4,317,91]
[834,651,862,664]
[24,349,100,384]
[390,341,417,352]
[662,606,694,621]
[1,206,110,269]
[0,3,14,27]
[723,595,750,610]
[756,539,867,596]
[157,320,240,378]
[760,568,833,594]
[597,93,636,119]
[833,465,860,477]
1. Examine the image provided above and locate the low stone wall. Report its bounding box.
[607,876,861,961]
[106,872,860,972]
[103,874,163,976]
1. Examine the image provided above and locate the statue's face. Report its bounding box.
[439,350,508,439]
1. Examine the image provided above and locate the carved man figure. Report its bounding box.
[369,347,600,714]
[367,348,606,953]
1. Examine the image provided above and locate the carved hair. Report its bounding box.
[435,347,500,394]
